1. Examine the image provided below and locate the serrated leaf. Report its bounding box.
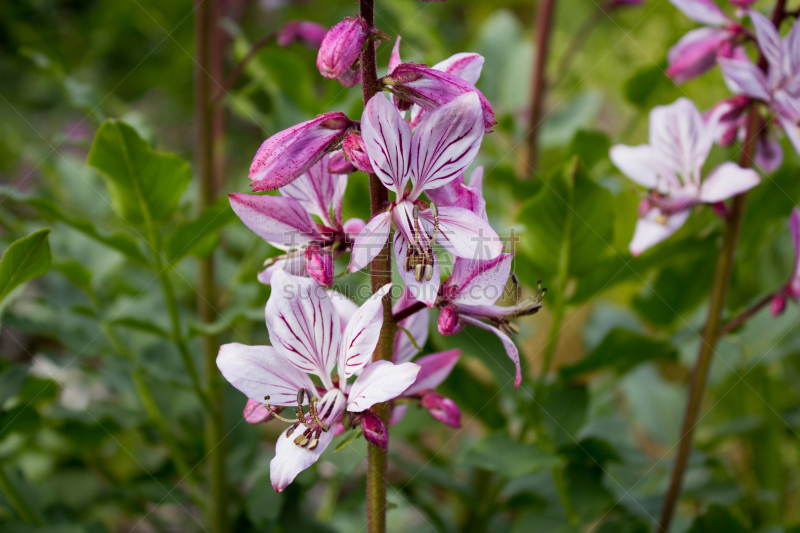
[560,328,677,380]
[334,428,362,453]
[516,158,615,283]
[164,199,236,263]
[0,229,51,304]
[87,119,191,225]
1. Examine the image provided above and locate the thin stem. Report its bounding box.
[657,106,759,533]
[392,300,427,323]
[360,1,395,532]
[195,0,227,531]
[719,291,777,335]
[0,462,42,525]
[551,7,603,88]
[525,0,557,176]
[213,31,276,102]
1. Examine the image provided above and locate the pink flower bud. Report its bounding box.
[637,198,652,218]
[437,304,461,335]
[277,21,328,50]
[421,392,461,428]
[317,16,369,82]
[666,27,736,84]
[304,244,333,286]
[343,133,374,174]
[771,294,787,316]
[360,410,388,450]
[328,150,357,174]
[711,201,730,218]
[384,63,497,132]
[243,398,272,424]
[249,112,353,191]
[343,218,366,241]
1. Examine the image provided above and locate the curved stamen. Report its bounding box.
[263,396,303,424]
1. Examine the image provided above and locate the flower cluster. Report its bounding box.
[219,19,544,492]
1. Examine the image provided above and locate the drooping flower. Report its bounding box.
[249,113,354,191]
[342,133,374,174]
[382,62,496,131]
[712,95,783,172]
[771,208,800,316]
[317,16,369,87]
[718,10,800,158]
[230,154,365,285]
[666,0,743,84]
[217,271,421,492]
[609,98,760,255]
[348,93,503,306]
[436,254,544,388]
[277,20,328,50]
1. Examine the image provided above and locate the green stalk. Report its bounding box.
[0,462,42,525]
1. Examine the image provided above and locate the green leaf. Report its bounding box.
[0,364,31,407]
[686,505,749,533]
[334,428,362,453]
[560,328,677,380]
[0,229,51,304]
[109,317,170,339]
[87,119,191,225]
[541,382,587,449]
[164,199,237,263]
[54,260,93,295]
[624,62,671,108]
[245,472,282,527]
[557,438,621,466]
[569,130,610,168]
[516,159,615,283]
[461,433,559,477]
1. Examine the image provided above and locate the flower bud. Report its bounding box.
[317,16,369,82]
[771,294,787,316]
[437,303,461,335]
[343,218,366,241]
[711,201,730,219]
[421,392,461,428]
[666,27,738,84]
[250,112,352,191]
[328,150,357,174]
[277,21,328,50]
[637,198,652,218]
[360,410,388,450]
[383,63,497,131]
[243,398,272,424]
[343,134,374,174]
[305,244,333,286]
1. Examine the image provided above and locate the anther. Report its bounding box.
[511,273,521,303]
[499,323,514,337]
[413,205,420,220]
[294,434,305,445]
[430,202,438,218]
[296,389,305,405]
[507,322,521,334]
[299,438,310,447]
[404,255,413,272]
[285,422,300,438]
[415,263,424,282]
[308,439,319,451]
[424,264,433,281]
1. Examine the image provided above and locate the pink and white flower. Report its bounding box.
[436,254,544,388]
[217,271,421,492]
[610,98,760,255]
[666,0,743,84]
[348,92,503,307]
[771,208,800,315]
[718,10,800,157]
[230,154,365,285]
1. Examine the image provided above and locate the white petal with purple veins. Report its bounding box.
[361,94,412,196]
[347,360,421,412]
[338,284,391,379]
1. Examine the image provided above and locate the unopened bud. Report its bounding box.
[360,410,388,450]
[243,398,272,424]
[328,150,357,174]
[343,133,374,174]
[437,304,460,335]
[421,392,461,428]
[277,20,328,50]
[305,245,334,286]
[637,198,652,218]
[771,294,787,316]
[317,16,369,84]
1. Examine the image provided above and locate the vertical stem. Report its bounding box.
[360,1,395,532]
[195,0,226,531]
[0,463,42,525]
[656,106,758,533]
[525,0,557,176]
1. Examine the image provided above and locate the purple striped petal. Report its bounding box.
[459,316,522,388]
[271,423,335,492]
[666,27,733,84]
[432,53,484,85]
[337,284,392,379]
[361,95,412,196]
[266,271,341,385]
[389,36,403,73]
[444,254,514,306]
[409,92,484,198]
[349,211,392,272]
[393,231,440,308]
[669,0,730,25]
[719,57,771,101]
[216,343,315,406]
[249,113,352,191]
[280,154,346,227]
[347,360,421,412]
[393,287,430,364]
[229,193,321,249]
[421,205,503,260]
[403,349,460,396]
[749,10,783,81]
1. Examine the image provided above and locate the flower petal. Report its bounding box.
[403,349,461,396]
[459,315,522,388]
[280,154,345,227]
[243,398,273,424]
[393,287,430,364]
[718,57,771,101]
[348,211,392,272]
[446,253,514,306]
[699,162,760,203]
[216,343,315,406]
[389,36,402,73]
[393,231,440,308]
[338,284,392,379]
[258,253,307,285]
[666,27,733,84]
[327,290,359,331]
[669,0,730,25]
[266,271,341,384]
[777,114,800,156]
[749,10,784,82]
[422,205,503,260]
[409,92,485,198]
[270,425,335,492]
[229,193,321,249]
[347,360,421,412]
[648,97,712,185]
[790,208,800,295]
[361,94,412,196]
[433,53,485,85]
[629,208,691,256]
[609,145,679,192]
